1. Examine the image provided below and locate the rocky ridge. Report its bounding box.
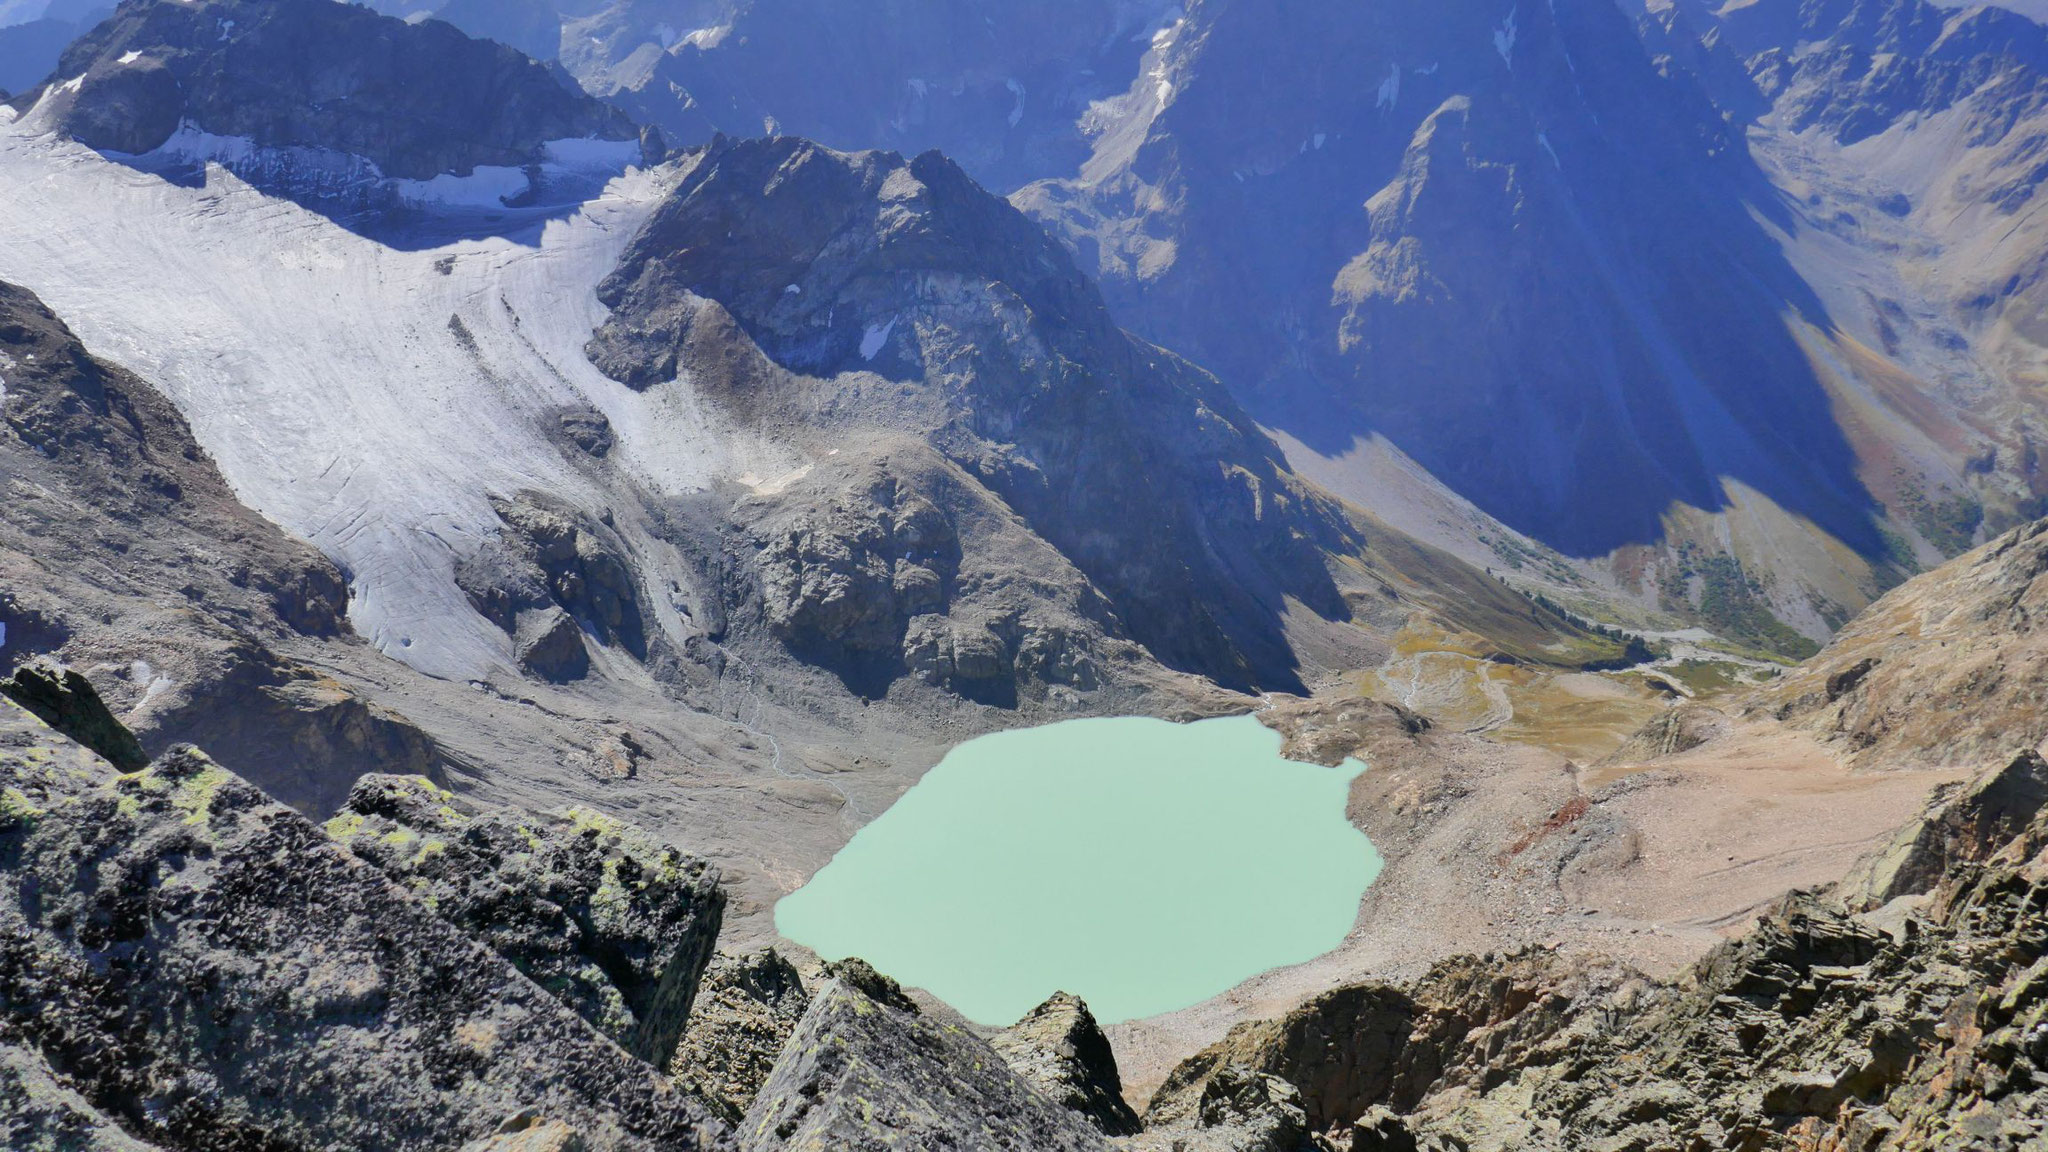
[586,134,1627,701]
[326,773,726,1069]
[17,0,638,199]
[0,697,726,1151]
[0,277,440,814]
[1753,519,2048,769]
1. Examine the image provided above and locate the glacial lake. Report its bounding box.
[774,714,1380,1026]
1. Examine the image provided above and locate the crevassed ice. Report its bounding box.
[0,122,800,682]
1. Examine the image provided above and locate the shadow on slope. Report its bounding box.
[1022,0,1885,560]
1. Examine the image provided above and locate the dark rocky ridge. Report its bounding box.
[737,960,1109,1151]
[22,0,634,177]
[0,700,727,1151]
[326,773,726,1070]
[589,135,1361,694]
[991,992,1144,1136]
[0,278,440,813]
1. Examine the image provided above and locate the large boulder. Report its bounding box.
[326,773,725,1069]
[0,704,724,1150]
[739,959,1106,1151]
[990,992,1141,1136]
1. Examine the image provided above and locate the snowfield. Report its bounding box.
[0,121,800,681]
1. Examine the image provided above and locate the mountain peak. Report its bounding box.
[23,0,634,179]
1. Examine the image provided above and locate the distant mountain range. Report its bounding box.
[59,0,2024,661]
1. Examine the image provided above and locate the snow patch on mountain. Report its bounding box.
[0,124,799,681]
[860,315,898,360]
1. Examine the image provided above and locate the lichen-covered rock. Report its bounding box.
[1122,1066,1306,1152]
[991,992,1141,1136]
[740,960,1108,1151]
[0,1039,167,1152]
[670,948,812,1122]
[326,773,724,1069]
[0,704,724,1151]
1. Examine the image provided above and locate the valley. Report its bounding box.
[2,0,2048,1147]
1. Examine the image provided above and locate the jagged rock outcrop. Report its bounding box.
[1124,745,2048,1151]
[739,959,1108,1151]
[670,947,812,1122]
[1141,949,1638,1146]
[1,657,147,771]
[1839,747,2048,911]
[21,0,634,178]
[1601,701,1730,766]
[456,493,653,681]
[325,774,725,1069]
[991,992,1142,1136]
[1125,1065,1309,1152]
[0,277,440,813]
[589,134,1359,695]
[0,699,725,1151]
[1753,519,2048,768]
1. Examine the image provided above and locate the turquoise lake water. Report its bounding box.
[774,714,1380,1026]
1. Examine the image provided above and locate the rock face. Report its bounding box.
[0,277,440,813]
[1,657,147,771]
[0,700,725,1151]
[325,774,726,1069]
[1125,1065,1308,1152]
[455,493,654,682]
[1752,519,2048,769]
[991,992,1142,1136]
[1839,747,2048,911]
[669,947,812,1122]
[589,135,1360,695]
[739,961,1108,1151]
[1126,744,2048,1151]
[1141,949,1634,1145]
[24,0,633,176]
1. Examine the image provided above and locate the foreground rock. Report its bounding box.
[670,948,813,1123]
[0,697,725,1151]
[740,959,1108,1151]
[327,773,725,1069]
[992,992,1143,1136]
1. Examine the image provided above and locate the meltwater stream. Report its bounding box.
[775,714,1380,1026]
